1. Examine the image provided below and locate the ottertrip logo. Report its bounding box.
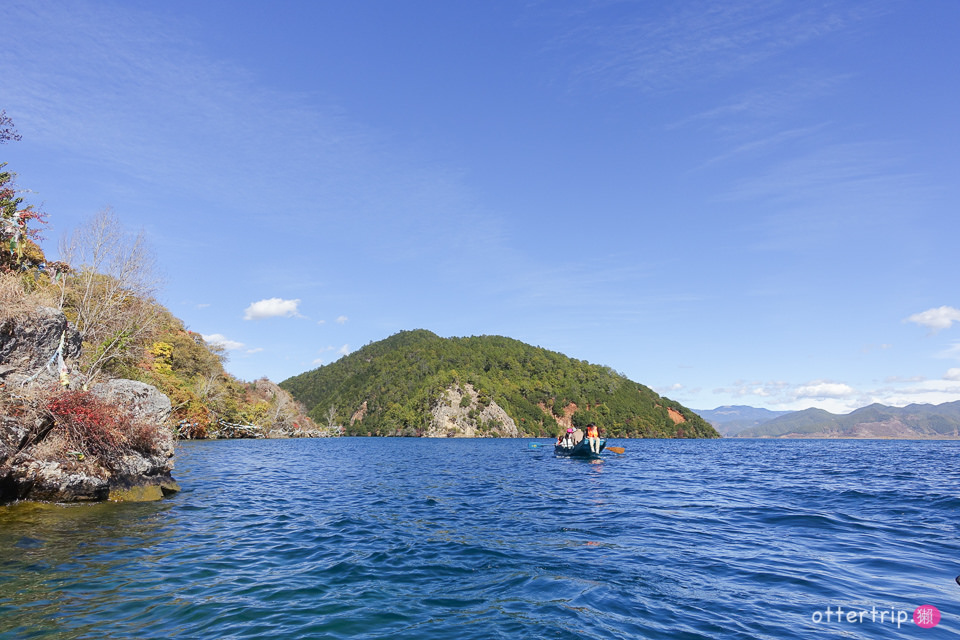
[810,604,940,629]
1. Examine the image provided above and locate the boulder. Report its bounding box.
[0,302,179,504]
[4,456,110,502]
[0,379,179,504]
[91,379,174,449]
[0,306,81,385]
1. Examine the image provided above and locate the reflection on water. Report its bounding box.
[1,501,175,639]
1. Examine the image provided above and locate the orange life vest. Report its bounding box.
[587,425,598,438]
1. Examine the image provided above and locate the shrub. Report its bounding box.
[46,390,159,462]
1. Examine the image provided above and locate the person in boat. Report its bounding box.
[561,427,574,448]
[586,422,600,454]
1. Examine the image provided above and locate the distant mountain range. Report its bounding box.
[696,402,960,439]
[693,406,793,436]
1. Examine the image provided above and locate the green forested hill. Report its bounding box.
[279,330,719,438]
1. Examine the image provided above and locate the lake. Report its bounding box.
[1,438,957,639]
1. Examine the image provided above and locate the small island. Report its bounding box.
[281,329,719,440]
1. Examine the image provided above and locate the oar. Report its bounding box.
[605,446,625,454]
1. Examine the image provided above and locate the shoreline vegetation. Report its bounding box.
[2,112,325,504]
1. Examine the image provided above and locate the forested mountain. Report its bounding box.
[735,402,960,438]
[280,330,719,438]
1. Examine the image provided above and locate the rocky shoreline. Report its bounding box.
[1,305,179,504]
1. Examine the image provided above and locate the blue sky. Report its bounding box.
[3,0,959,413]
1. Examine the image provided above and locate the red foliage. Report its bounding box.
[47,390,158,459]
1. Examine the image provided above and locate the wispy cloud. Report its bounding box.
[722,141,918,207]
[557,2,880,94]
[670,74,851,133]
[719,141,929,253]
[2,0,491,254]
[939,343,960,361]
[336,315,349,325]
[695,123,829,168]
[243,298,303,321]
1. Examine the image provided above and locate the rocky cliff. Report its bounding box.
[0,306,178,503]
[425,383,520,438]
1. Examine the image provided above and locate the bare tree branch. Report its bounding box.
[58,208,164,382]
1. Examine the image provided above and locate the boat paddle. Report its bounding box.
[605,446,625,454]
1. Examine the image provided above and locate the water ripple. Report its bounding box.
[2,438,959,639]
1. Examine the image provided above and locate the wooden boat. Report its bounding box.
[554,428,605,458]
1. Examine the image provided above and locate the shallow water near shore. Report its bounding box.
[1,438,958,639]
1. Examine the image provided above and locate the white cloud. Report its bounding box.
[245,347,264,354]
[311,346,347,364]
[905,306,960,332]
[195,303,211,309]
[336,315,348,325]
[794,381,856,399]
[655,383,684,395]
[715,374,960,414]
[243,297,303,320]
[317,319,326,325]
[202,333,245,351]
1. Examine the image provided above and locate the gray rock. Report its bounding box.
[6,456,110,502]
[425,383,520,438]
[90,378,175,464]
[0,308,179,504]
[0,306,81,383]
[1,379,177,504]
[90,379,172,426]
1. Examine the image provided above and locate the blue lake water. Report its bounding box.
[1,438,958,639]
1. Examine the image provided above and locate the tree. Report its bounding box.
[59,208,163,382]
[0,110,22,144]
[1,112,46,270]
[1,164,47,270]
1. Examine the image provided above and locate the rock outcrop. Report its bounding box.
[0,307,179,504]
[0,306,81,385]
[425,383,520,438]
